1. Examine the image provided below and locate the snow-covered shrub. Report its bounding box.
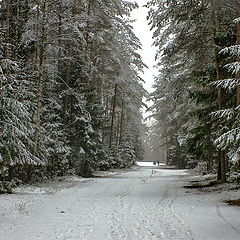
[0,181,17,194]
[186,157,199,169]
[193,161,208,175]
[98,159,110,171]
[227,171,240,183]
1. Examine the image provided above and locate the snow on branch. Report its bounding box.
[229,150,240,163]
[220,45,240,57]
[209,78,240,90]
[0,59,19,71]
[225,62,240,74]
[210,108,236,121]
[214,127,240,150]
[233,17,240,24]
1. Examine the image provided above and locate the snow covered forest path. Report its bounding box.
[0,166,240,240]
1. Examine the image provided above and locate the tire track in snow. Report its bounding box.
[117,171,170,240]
[130,173,171,239]
[169,196,194,240]
[108,186,135,240]
[116,173,170,240]
[107,176,160,240]
[138,176,194,240]
[54,196,105,240]
[55,211,94,240]
[159,189,194,239]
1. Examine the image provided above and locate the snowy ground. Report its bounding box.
[0,163,239,240]
[136,162,165,167]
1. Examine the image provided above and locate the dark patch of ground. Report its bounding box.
[183,180,219,189]
[183,175,240,207]
[224,199,240,206]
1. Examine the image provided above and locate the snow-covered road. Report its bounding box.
[0,166,240,240]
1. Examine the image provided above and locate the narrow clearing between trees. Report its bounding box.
[0,166,239,240]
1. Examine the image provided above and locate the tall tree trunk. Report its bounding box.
[33,0,47,156]
[233,4,240,173]
[57,4,62,73]
[211,3,227,182]
[109,84,117,149]
[4,0,10,59]
[115,112,120,147]
[85,0,91,46]
[14,0,20,60]
[236,6,240,106]
[2,0,11,76]
[63,0,76,118]
[102,94,109,143]
[119,99,124,146]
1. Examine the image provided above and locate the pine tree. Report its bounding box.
[0,0,146,184]
[210,15,240,170]
[146,0,237,174]
[0,0,39,181]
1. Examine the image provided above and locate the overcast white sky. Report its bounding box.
[129,0,158,94]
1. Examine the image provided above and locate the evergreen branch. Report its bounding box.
[209,78,240,90]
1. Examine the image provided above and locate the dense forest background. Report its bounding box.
[0,0,147,190]
[1,0,240,193]
[147,0,240,182]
